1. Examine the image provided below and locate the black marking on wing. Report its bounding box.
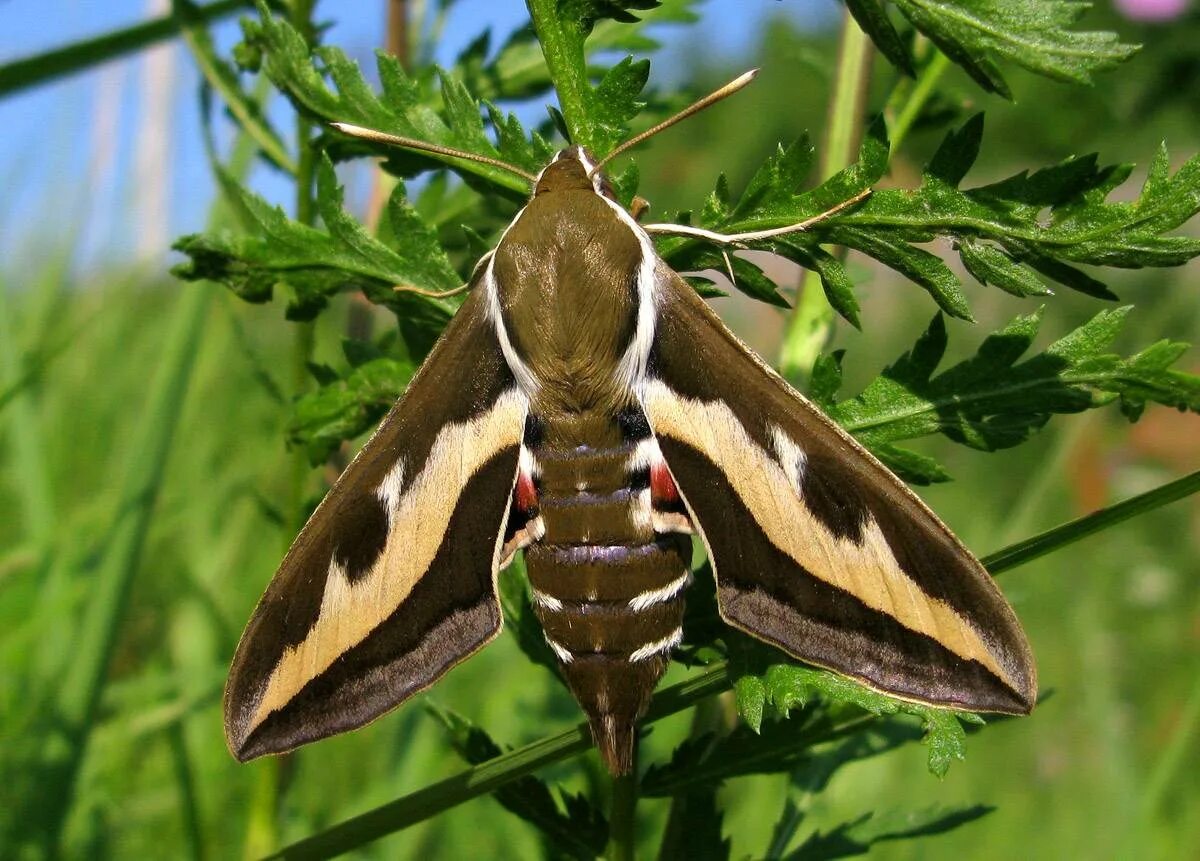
[234,448,518,760]
[645,268,1026,644]
[225,286,521,758]
[800,461,870,543]
[617,405,652,441]
[336,495,390,585]
[659,438,1028,713]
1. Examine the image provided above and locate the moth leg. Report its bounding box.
[642,188,871,245]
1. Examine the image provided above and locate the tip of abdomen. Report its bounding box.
[559,653,670,775]
[589,712,638,775]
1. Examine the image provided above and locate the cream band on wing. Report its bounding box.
[248,388,528,733]
[640,380,1017,692]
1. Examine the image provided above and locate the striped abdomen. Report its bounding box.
[518,411,692,773]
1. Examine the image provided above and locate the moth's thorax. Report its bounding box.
[533,146,617,200]
[492,186,643,422]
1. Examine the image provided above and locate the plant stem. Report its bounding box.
[981,468,1200,575]
[0,0,255,98]
[286,0,318,544]
[525,0,593,147]
[270,668,730,859]
[264,455,1199,859]
[607,768,640,861]
[888,51,950,155]
[779,9,874,383]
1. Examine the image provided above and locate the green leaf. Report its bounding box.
[288,357,413,464]
[786,804,994,859]
[175,0,293,172]
[425,704,609,860]
[887,0,1138,99]
[830,308,1200,454]
[643,717,921,797]
[843,0,914,77]
[671,116,1200,319]
[243,2,553,193]
[658,786,732,861]
[172,161,459,320]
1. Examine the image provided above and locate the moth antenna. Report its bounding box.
[393,282,470,299]
[331,123,539,185]
[590,69,759,177]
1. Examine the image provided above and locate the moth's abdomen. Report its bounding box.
[520,421,692,773]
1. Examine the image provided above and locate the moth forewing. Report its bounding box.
[223,284,528,761]
[639,266,1037,715]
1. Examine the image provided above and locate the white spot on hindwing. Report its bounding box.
[627,437,663,473]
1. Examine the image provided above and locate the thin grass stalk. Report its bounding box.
[38,271,214,850]
[778,10,874,383]
[0,0,257,98]
[244,2,320,856]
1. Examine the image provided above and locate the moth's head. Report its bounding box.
[534,146,617,200]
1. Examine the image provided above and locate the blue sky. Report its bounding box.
[0,0,836,274]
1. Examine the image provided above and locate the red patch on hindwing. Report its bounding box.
[650,461,680,507]
[516,469,538,513]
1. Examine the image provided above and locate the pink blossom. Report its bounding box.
[1114,0,1191,21]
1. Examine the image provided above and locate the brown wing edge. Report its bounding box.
[642,267,1037,715]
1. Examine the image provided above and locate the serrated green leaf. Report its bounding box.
[668,117,1200,318]
[957,238,1051,297]
[871,444,952,486]
[244,2,552,193]
[592,55,651,143]
[172,163,459,321]
[288,357,413,464]
[888,0,1138,99]
[424,704,608,860]
[643,718,919,797]
[832,308,1200,454]
[808,350,845,411]
[734,675,767,733]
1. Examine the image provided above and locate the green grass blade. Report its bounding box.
[176,0,295,173]
[982,469,1200,575]
[0,0,256,98]
[33,282,214,846]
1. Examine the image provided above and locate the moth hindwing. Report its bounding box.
[227,74,1035,775]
